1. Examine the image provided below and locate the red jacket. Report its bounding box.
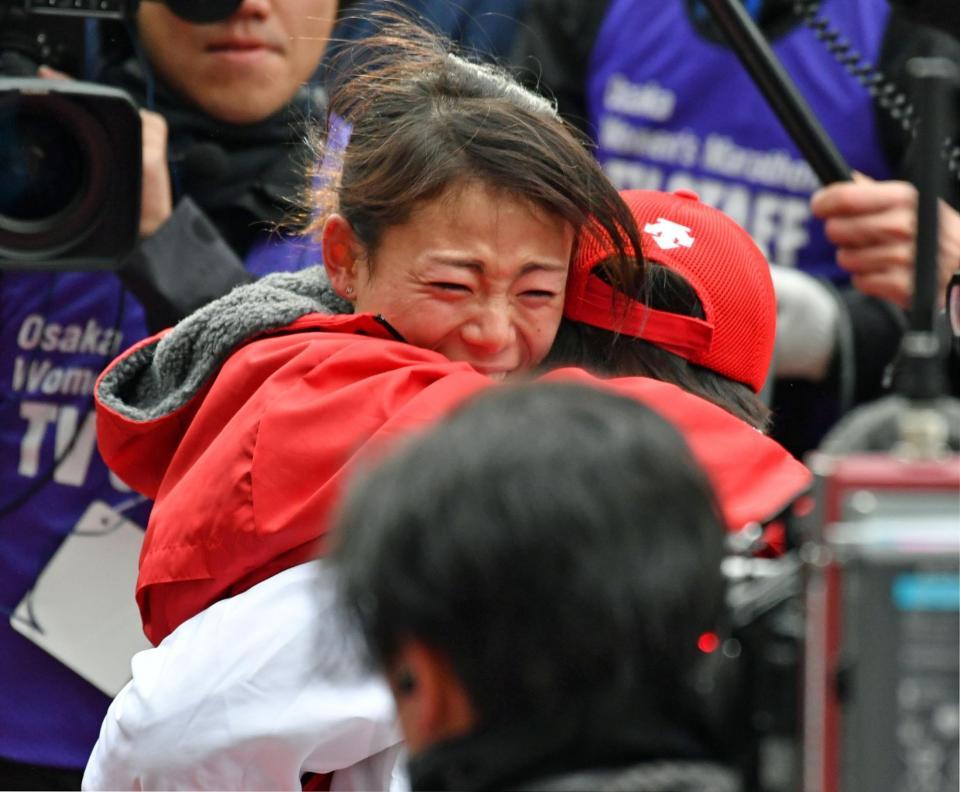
[96,312,811,645]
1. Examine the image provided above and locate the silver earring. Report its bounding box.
[346,286,354,296]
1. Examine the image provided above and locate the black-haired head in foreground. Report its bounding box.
[331,382,733,791]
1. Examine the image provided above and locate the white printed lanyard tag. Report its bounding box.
[10,500,152,697]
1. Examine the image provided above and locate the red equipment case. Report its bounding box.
[802,452,960,792]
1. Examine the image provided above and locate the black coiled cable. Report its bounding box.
[794,0,960,180]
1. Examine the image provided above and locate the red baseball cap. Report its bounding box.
[565,189,776,394]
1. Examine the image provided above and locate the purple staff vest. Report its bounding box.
[0,234,319,770]
[586,0,893,281]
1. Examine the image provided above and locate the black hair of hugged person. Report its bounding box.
[332,382,738,792]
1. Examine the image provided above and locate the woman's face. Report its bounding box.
[336,182,574,378]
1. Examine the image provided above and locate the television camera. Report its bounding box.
[0,0,244,271]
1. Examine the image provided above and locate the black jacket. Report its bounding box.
[99,59,324,332]
[407,706,739,792]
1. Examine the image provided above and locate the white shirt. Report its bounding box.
[83,560,406,791]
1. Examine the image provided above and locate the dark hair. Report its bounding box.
[547,265,773,431]
[331,382,725,731]
[305,15,644,297]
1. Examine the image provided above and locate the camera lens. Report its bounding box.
[0,86,108,260]
[0,78,141,271]
[0,112,86,222]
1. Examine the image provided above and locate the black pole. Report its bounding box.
[699,0,851,185]
[892,56,959,402]
[908,56,958,335]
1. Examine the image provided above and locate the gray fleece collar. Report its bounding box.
[97,266,352,422]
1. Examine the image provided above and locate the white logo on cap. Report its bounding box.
[644,218,695,251]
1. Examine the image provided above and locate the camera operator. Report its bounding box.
[0,1,342,786]
[98,0,346,330]
[332,382,738,792]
